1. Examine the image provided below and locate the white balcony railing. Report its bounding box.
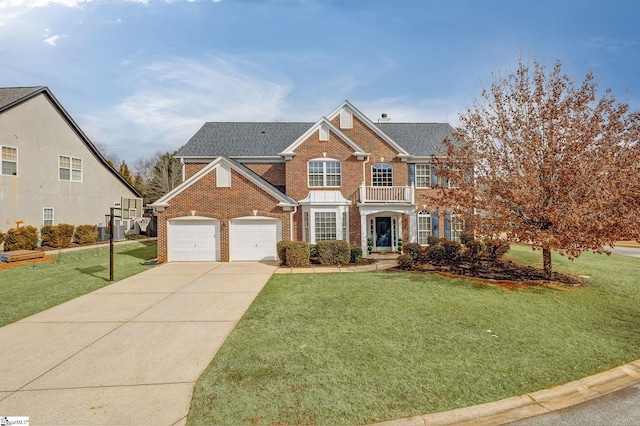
[360,183,414,203]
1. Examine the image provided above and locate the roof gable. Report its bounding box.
[0,86,142,198]
[326,100,410,156]
[278,117,369,159]
[150,156,297,208]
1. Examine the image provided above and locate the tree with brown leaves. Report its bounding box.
[439,59,640,280]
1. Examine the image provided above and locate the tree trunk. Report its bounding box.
[542,248,552,280]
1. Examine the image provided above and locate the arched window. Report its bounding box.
[372,163,393,186]
[308,159,341,187]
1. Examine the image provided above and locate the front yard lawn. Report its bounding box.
[0,241,157,327]
[188,245,640,425]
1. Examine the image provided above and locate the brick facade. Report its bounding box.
[153,101,458,262]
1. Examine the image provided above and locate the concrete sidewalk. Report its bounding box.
[0,261,277,425]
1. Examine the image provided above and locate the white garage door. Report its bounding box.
[168,219,219,261]
[230,218,281,261]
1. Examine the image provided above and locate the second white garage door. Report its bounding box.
[229,217,281,261]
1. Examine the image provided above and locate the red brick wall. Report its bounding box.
[157,167,291,262]
[243,162,286,187]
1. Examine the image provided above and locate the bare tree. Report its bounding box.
[439,59,640,279]
[145,151,182,204]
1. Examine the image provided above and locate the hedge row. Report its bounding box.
[398,236,510,270]
[1,224,100,251]
[277,240,363,267]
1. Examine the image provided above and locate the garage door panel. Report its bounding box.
[168,219,218,262]
[230,219,281,261]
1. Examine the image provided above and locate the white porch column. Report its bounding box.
[361,211,369,258]
[409,211,417,243]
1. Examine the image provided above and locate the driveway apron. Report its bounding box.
[0,261,277,425]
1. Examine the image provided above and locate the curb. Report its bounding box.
[371,360,640,426]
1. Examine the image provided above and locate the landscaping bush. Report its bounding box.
[485,239,511,261]
[316,240,350,265]
[349,246,362,264]
[58,223,74,247]
[41,224,75,248]
[284,242,310,267]
[427,235,440,246]
[440,239,462,262]
[460,232,475,246]
[426,244,447,263]
[464,239,486,260]
[276,240,289,264]
[403,242,422,262]
[4,226,39,251]
[74,225,98,245]
[397,254,414,270]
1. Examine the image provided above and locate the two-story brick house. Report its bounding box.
[151,100,463,262]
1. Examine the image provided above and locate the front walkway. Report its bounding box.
[0,261,276,425]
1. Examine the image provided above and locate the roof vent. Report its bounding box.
[378,113,391,123]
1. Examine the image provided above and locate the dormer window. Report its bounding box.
[308,159,341,187]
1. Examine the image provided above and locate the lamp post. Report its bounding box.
[109,207,122,282]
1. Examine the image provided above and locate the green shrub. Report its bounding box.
[426,244,446,263]
[427,235,440,246]
[349,246,362,264]
[74,225,98,245]
[464,239,486,260]
[397,254,414,270]
[460,232,475,246]
[403,242,422,261]
[440,239,462,262]
[284,242,310,267]
[276,240,289,264]
[317,240,350,265]
[485,239,510,261]
[4,226,38,251]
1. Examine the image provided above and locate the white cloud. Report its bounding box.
[43,33,67,45]
[81,55,291,159]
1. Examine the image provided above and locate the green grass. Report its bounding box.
[0,242,157,327]
[188,245,640,425]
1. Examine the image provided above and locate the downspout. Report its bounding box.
[180,157,185,182]
[290,206,298,241]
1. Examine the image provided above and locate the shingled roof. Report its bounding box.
[0,86,45,112]
[176,121,454,158]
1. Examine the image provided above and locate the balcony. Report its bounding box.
[359,183,414,204]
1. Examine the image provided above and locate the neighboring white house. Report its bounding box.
[0,86,142,233]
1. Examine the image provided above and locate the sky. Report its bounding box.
[2,0,640,164]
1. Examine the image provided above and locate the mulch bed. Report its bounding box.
[393,258,584,289]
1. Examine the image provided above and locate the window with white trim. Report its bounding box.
[417,211,431,245]
[1,146,17,176]
[315,211,337,241]
[451,214,463,242]
[43,208,54,226]
[342,211,348,241]
[415,164,431,188]
[59,155,82,181]
[303,211,310,242]
[308,160,341,187]
[372,163,393,186]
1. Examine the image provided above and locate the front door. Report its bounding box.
[375,217,392,250]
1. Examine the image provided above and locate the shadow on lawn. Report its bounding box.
[119,242,156,260]
[76,265,108,280]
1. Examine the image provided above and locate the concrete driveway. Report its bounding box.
[0,261,277,425]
